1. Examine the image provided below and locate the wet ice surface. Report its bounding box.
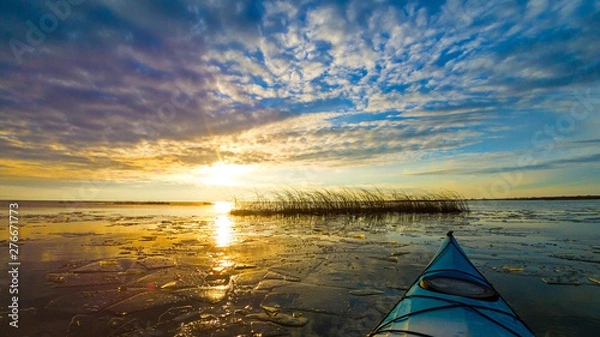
[1,200,599,336]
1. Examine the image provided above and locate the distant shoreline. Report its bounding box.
[0,200,214,205]
[2,196,599,204]
[470,195,600,201]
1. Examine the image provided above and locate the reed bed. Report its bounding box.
[230,188,468,216]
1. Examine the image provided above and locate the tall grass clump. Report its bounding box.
[230,188,468,216]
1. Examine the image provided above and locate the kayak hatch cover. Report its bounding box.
[368,231,535,337]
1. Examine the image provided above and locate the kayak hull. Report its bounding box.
[369,232,535,337]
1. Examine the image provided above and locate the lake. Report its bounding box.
[0,199,598,336]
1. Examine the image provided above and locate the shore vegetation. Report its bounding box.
[230,188,468,216]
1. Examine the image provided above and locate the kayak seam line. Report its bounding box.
[403,294,514,316]
[368,329,435,337]
[379,295,527,337]
[373,303,464,332]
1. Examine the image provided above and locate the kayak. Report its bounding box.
[368,231,535,337]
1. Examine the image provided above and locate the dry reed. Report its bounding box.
[230,188,468,216]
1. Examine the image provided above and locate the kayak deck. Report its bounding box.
[368,232,535,337]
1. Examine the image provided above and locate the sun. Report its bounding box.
[209,162,234,186]
[214,201,233,214]
[202,161,251,186]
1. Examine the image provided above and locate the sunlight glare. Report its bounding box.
[214,201,234,214]
[214,215,233,247]
[203,162,251,186]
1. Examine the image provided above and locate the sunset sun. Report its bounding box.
[203,162,251,187]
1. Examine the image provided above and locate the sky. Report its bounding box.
[1,0,599,201]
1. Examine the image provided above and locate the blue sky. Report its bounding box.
[1,0,599,201]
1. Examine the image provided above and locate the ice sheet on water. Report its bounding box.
[268,258,325,280]
[127,268,206,289]
[502,265,525,273]
[250,321,291,337]
[51,231,100,237]
[349,289,384,296]
[303,263,360,288]
[57,259,92,270]
[47,271,126,287]
[264,271,301,282]
[46,289,144,314]
[346,295,398,336]
[173,285,230,304]
[303,249,414,290]
[66,313,92,335]
[261,283,350,315]
[139,257,177,269]
[124,262,147,275]
[231,270,267,287]
[255,279,292,291]
[72,259,133,273]
[551,253,600,264]
[176,255,213,267]
[173,313,224,336]
[70,314,166,337]
[205,271,231,286]
[368,255,398,262]
[375,295,402,314]
[246,312,308,327]
[106,291,183,316]
[46,259,142,287]
[157,305,194,322]
[233,263,258,270]
[113,321,166,337]
[542,277,581,286]
[264,271,285,280]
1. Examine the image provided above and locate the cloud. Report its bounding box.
[407,151,600,176]
[1,0,599,191]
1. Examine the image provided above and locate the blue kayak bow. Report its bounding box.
[368,231,536,337]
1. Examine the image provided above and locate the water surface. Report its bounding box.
[0,200,598,336]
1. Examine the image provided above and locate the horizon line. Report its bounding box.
[3,195,600,204]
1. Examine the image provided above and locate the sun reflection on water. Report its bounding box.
[213,202,234,247]
[214,215,233,247]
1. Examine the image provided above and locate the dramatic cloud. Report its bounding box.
[1,0,599,199]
